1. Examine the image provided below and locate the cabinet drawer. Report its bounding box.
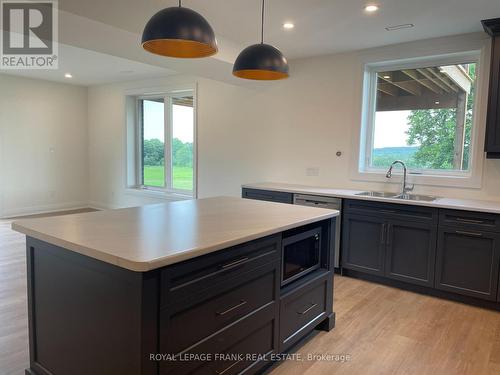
[161,235,281,307]
[242,188,293,204]
[280,274,329,351]
[162,261,279,355]
[439,210,500,233]
[160,303,277,375]
[345,199,437,223]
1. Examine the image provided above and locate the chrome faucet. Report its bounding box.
[386,160,414,196]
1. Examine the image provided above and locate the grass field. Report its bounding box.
[144,165,193,191]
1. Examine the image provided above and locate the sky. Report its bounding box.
[374,110,413,148]
[143,100,194,143]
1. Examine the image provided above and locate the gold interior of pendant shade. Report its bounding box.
[233,69,289,80]
[142,39,217,58]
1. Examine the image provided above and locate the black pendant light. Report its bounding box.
[142,0,218,58]
[233,0,289,80]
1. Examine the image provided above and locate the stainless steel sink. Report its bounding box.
[394,193,437,202]
[355,191,437,202]
[355,191,399,198]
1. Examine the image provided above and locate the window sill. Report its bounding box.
[125,187,194,201]
[351,170,482,189]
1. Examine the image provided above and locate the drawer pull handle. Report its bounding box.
[455,230,483,238]
[456,218,485,224]
[221,257,249,269]
[297,303,318,315]
[380,209,397,214]
[216,300,248,316]
[216,359,243,375]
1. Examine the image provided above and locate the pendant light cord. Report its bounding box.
[261,0,265,44]
[179,0,181,7]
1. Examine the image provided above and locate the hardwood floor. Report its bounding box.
[0,219,29,375]
[1,216,500,375]
[271,277,500,375]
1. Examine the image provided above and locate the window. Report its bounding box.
[360,54,481,180]
[136,92,195,195]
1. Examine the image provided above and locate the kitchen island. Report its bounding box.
[12,197,338,375]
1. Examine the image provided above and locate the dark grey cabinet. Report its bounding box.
[342,200,438,287]
[342,214,386,276]
[385,220,437,287]
[242,188,293,204]
[498,271,500,302]
[25,218,336,375]
[482,18,500,158]
[242,187,500,308]
[279,273,331,352]
[435,227,500,301]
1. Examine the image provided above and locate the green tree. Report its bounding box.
[143,138,164,166]
[143,138,193,168]
[406,109,457,169]
[406,64,475,170]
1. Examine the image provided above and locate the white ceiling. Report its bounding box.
[58,0,500,59]
[0,44,176,85]
[3,1,499,86]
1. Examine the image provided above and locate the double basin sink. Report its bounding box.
[355,191,437,202]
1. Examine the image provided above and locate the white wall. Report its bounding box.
[88,33,500,209]
[257,32,500,201]
[0,74,89,217]
[3,34,498,216]
[87,75,275,208]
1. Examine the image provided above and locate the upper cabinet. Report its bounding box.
[483,18,500,158]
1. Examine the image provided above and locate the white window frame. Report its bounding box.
[352,47,490,189]
[125,85,197,199]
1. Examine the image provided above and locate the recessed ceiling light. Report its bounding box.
[64,73,72,78]
[383,75,391,79]
[283,22,294,30]
[435,101,440,105]
[365,5,379,13]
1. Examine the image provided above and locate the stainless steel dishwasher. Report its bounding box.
[293,194,342,269]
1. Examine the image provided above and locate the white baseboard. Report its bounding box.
[0,201,91,219]
[87,201,120,211]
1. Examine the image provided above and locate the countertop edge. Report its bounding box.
[242,183,500,215]
[12,211,338,272]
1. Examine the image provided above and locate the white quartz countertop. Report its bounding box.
[243,182,500,215]
[12,197,338,272]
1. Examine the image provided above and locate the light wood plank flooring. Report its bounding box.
[1,216,500,375]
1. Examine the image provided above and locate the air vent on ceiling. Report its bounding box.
[385,24,415,31]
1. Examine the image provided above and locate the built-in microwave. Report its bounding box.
[281,227,322,286]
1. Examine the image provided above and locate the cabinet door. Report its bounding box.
[342,214,386,276]
[385,220,437,287]
[485,36,500,155]
[435,228,500,301]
